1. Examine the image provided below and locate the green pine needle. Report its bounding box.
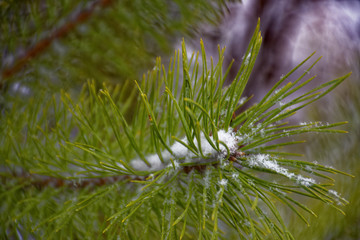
[0,20,352,239]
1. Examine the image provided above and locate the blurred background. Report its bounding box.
[1,0,359,238]
[188,1,360,239]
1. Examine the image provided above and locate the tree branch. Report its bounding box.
[1,0,114,81]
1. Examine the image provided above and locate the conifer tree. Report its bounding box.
[0,1,354,239]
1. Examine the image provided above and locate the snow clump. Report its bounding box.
[248,154,315,187]
[131,128,240,171]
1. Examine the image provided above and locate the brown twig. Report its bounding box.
[1,0,114,81]
[1,171,140,191]
[1,151,246,190]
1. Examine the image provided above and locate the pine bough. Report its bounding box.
[0,22,353,239]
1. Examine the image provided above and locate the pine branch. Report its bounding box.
[0,20,352,239]
[1,0,234,91]
[1,0,114,80]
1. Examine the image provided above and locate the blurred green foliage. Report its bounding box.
[1,0,231,90]
[1,0,358,239]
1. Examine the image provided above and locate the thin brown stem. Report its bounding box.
[1,0,114,81]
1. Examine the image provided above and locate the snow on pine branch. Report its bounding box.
[247,154,316,186]
[131,129,241,171]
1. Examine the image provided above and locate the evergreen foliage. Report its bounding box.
[1,0,229,89]
[286,79,360,239]
[0,15,352,239]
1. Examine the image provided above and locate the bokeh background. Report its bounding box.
[1,0,359,239]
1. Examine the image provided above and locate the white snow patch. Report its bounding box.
[305,165,313,172]
[328,189,347,205]
[232,172,239,180]
[243,52,251,65]
[299,121,329,127]
[219,179,228,187]
[204,169,211,189]
[248,154,315,186]
[130,153,164,171]
[238,97,247,105]
[328,190,340,198]
[131,129,240,171]
[296,175,315,187]
[173,159,180,169]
